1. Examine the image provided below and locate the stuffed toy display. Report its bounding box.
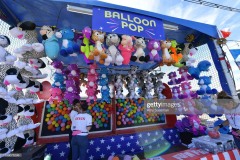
[9,21,47,79]
[179,82,197,99]
[153,72,166,99]
[169,40,182,65]
[79,26,94,63]
[171,86,181,99]
[118,35,135,65]
[99,68,111,103]
[48,88,63,104]
[51,61,66,90]
[86,64,99,103]
[126,66,139,99]
[106,33,123,66]
[89,30,107,64]
[188,60,211,79]
[160,40,175,66]
[147,39,162,62]
[57,28,80,57]
[167,71,180,85]
[0,35,17,64]
[179,43,198,66]
[197,76,218,95]
[141,70,154,99]
[188,114,206,136]
[39,25,60,59]
[131,37,149,63]
[114,74,124,99]
[64,79,80,105]
[177,66,193,83]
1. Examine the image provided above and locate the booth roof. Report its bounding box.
[0,0,220,71]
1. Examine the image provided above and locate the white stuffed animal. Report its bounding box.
[0,35,17,64]
[131,38,149,63]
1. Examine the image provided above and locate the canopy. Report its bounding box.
[0,0,220,72]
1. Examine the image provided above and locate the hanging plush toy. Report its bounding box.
[147,39,162,62]
[153,72,166,99]
[106,33,123,66]
[188,60,211,79]
[86,64,99,103]
[131,37,149,63]
[9,21,47,78]
[127,66,139,99]
[56,28,80,57]
[48,88,63,104]
[141,70,154,99]
[187,115,206,136]
[0,35,17,64]
[167,71,180,85]
[118,35,135,65]
[64,80,80,105]
[169,40,182,65]
[197,76,218,95]
[172,86,181,99]
[51,61,66,90]
[89,30,107,64]
[179,43,198,66]
[179,82,197,99]
[80,26,94,64]
[99,67,110,103]
[160,40,175,66]
[114,74,124,99]
[39,25,60,59]
[177,66,193,83]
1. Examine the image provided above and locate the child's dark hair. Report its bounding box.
[217,91,232,99]
[72,99,80,106]
[80,101,88,111]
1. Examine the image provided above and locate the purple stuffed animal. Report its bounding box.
[177,66,193,83]
[167,71,180,85]
[147,40,162,62]
[51,60,64,73]
[172,86,181,99]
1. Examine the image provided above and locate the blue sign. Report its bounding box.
[92,7,165,40]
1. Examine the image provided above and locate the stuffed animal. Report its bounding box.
[169,40,182,65]
[80,26,94,63]
[64,79,80,105]
[9,21,46,78]
[39,25,60,59]
[86,64,99,103]
[177,66,193,83]
[167,71,180,85]
[118,35,135,65]
[179,43,198,66]
[175,120,185,132]
[114,74,124,99]
[179,82,197,99]
[106,33,123,66]
[160,40,175,66]
[0,35,17,64]
[89,30,107,64]
[56,28,80,57]
[147,39,162,62]
[127,66,139,99]
[99,68,110,103]
[48,88,63,104]
[188,115,206,136]
[131,38,149,63]
[197,76,218,95]
[172,86,181,99]
[188,60,211,79]
[152,72,165,99]
[51,73,66,90]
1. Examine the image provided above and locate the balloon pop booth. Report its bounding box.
[0,0,239,159]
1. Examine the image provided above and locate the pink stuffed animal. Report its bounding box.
[118,35,135,65]
[188,114,206,135]
[48,88,63,104]
[177,66,193,83]
[179,82,196,99]
[167,71,180,85]
[172,86,181,99]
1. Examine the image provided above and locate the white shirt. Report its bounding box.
[70,110,92,136]
[224,104,240,130]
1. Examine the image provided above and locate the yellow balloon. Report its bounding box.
[55,123,59,127]
[52,121,56,125]
[66,125,70,129]
[45,118,49,122]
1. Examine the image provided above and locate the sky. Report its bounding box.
[99,0,240,90]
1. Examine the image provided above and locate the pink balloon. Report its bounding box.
[122,115,125,118]
[124,155,132,160]
[108,156,114,160]
[47,121,52,125]
[117,112,119,115]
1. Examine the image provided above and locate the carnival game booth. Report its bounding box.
[0,0,239,159]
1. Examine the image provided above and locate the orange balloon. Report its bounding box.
[118,116,122,120]
[50,117,55,121]
[101,118,105,122]
[113,156,120,160]
[117,121,121,125]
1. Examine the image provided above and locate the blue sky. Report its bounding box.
[99,0,240,90]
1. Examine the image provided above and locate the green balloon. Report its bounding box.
[47,109,51,112]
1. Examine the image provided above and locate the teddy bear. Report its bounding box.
[197,76,218,95]
[48,88,63,104]
[188,115,206,136]
[9,21,47,78]
[0,35,17,64]
[64,79,80,104]
[172,86,181,99]
[118,35,135,65]
[101,86,111,103]
[147,39,162,62]
[167,71,180,85]
[178,43,198,66]
[160,40,175,66]
[131,37,149,63]
[188,60,211,79]
[14,76,36,91]
[106,33,124,66]
[178,82,197,99]
[114,74,124,99]
[169,40,182,66]
[39,25,60,59]
[56,28,79,57]
[89,30,107,64]
[79,26,94,64]
[177,66,193,83]
[52,73,66,90]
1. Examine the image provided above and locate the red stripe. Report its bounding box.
[217,152,225,160]
[218,57,225,61]
[228,150,237,160]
